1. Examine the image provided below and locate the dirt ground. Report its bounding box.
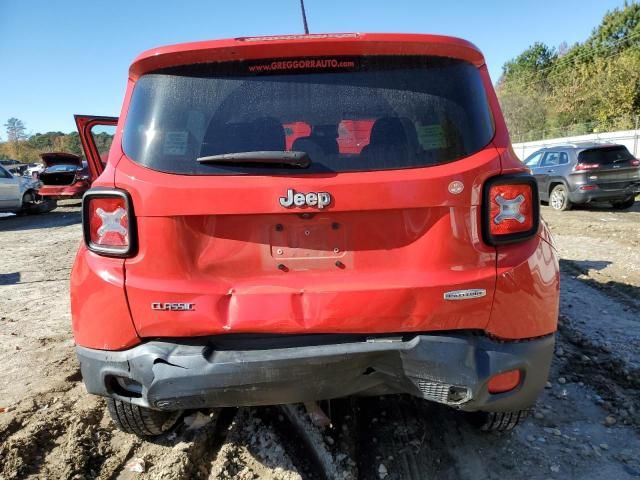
[1,200,639,480]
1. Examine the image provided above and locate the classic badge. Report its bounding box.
[151,303,195,311]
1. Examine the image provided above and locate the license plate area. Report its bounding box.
[269,220,349,269]
[596,181,634,191]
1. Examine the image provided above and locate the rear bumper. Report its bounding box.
[39,182,89,199]
[569,182,640,203]
[76,332,554,412]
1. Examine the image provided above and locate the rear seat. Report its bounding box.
[200,117,286,156]
[360,117,420,165]
[292,124,339,162]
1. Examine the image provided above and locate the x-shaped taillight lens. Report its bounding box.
[494,194,526,224]
[83,191,135,256]
[96,207,128,239]
[486,181,538,238]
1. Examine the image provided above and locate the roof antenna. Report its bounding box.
[299,0,310,34]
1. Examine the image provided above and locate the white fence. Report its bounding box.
[512,129,640,160]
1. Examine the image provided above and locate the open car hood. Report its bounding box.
[40,152,82,167]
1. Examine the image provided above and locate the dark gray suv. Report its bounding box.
[524,143,640,211]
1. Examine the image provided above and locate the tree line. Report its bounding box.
[0,117,112,164]
[497,2,640,142]
[1,117,83,163]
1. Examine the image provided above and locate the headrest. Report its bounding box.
[201,117,285,156]
[312,125,338,139]
[369,117,417,147]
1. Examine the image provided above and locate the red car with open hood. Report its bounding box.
[37,152,89,200]
[71,33,559,437]
[38,117,118,201]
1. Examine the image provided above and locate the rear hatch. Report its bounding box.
[576,145,640,190]
[115,53,502,338]
[39,152,83,186]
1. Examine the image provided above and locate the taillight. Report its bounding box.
[82,189,136,257]
[631,159,640,167]
[574,162,600,171]
[483,175,539,245]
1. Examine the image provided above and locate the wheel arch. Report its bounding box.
[20,188,38,208]
[548,178,569,197]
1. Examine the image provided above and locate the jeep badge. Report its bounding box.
[279,188,331,209]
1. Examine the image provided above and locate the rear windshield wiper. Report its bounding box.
[197,151,311,168]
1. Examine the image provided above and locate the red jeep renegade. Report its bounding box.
[71,33,559,437]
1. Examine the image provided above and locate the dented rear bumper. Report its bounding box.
[76,332,554,412]
[39,182,89,199]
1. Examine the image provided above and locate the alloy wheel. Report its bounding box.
[550,189,565,210]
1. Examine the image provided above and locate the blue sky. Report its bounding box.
[0,0,627,135]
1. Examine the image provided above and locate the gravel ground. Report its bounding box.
[0,200,639,479]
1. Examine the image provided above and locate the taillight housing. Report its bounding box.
[482,175,539,246]
[631,159,640,167]
[82,189,136,257]
[574,162,600,171]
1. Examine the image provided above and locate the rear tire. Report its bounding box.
[106,398,181,437]
[31,197,57,214]
[611,196,635,210]
[20,191,57,214]
[549,184,572,211]
[468,409,530,432]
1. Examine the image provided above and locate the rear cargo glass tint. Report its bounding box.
[122,56,494,175]
[578,146,633,165]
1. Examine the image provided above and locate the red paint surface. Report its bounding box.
[70,246,139,349]
[70,33,559,350]
[128,33,485,80]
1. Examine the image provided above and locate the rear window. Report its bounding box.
[122,56,494,175]
[578,146,633,164]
